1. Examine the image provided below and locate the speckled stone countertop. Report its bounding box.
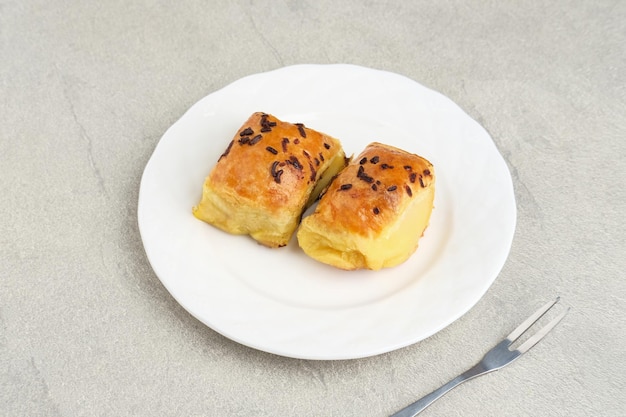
[1,1,624,416]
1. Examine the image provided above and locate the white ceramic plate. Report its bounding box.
[138,64,516,360]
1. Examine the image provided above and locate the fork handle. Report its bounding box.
[389,363,487,417]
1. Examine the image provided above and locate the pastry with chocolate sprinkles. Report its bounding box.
[193,112,348,248]
[297,142,435,270]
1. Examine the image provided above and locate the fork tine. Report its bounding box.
[516,307,569,353]
[506,297,560,343]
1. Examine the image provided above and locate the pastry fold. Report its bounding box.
[193,112,347,248]
[297,142,435,270]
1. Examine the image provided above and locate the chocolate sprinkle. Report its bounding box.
[318,152,325,162]
[381,163,394,169]
[405,185,413,197]
[359,157,367,165]
[281,137,290,152]
[238,136,250,145]
[323,143,331,149]
[423,169,431,176]
[370,156,380,164]
[339,184,353,191]
[314,157,320,166]
[273,169,284,183]
[294,138,300,145]
[270,161,284,183]
[288,155,303,170]
[240,127,253,136]
[419,176,425,188]
[218,140,234,161]
[371,184,378,191]
[404,165,412,171]
[309,162,317,181]
[373,207,380,215]
[295,123,307,138]
[266,146,278,155]
[387,185,397,191]
[248,135,262,145]
[356,165,374,183]
[409,172,417,183]
[271,161,279,175]
[260,114,275,132]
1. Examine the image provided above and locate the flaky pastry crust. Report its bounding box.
[297,142,435,270]
[193,112,347,247]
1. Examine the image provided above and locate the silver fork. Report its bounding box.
[390,297,569,417]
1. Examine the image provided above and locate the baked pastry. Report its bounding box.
[192,112,348,248]
[297,142,435,270]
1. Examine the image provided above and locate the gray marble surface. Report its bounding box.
[2,1,625,416]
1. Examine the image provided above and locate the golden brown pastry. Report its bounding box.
[192,112,347,248]
[297,142,435,270]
